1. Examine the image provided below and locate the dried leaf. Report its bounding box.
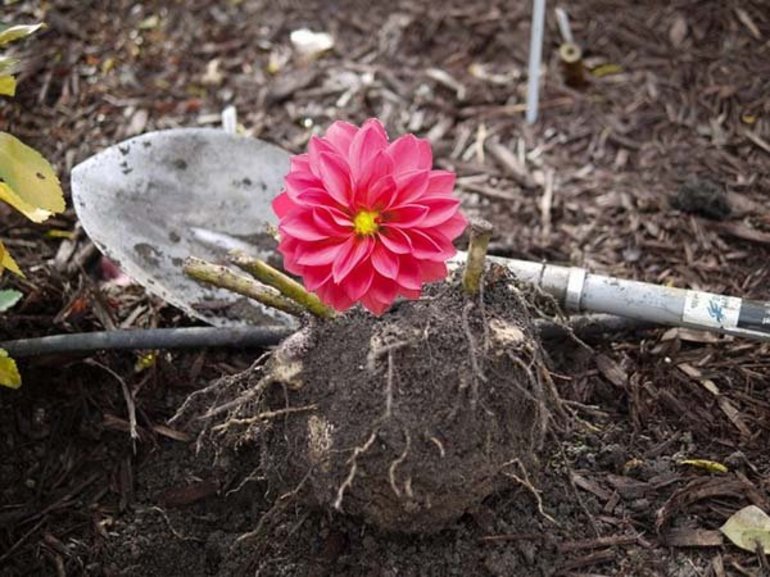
[0,349,21,389]
[0,23,45,46]
[720,505,770,553]
[679,459,728,474]
[0,132,66,217]
[0,289,22,312]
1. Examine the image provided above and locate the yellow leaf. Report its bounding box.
[0,239,23,277]
[0,23,45,46]
[0,349,21,389]
[0,182,53,222]
[590,63,623,78]
[0,75,16,96]
[679,459,728,474]
[721,505,770,553]
[0,132,65,217]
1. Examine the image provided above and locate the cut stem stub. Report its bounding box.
[183,257,305,317]
[229,251,334,319]
[462,219,494,296]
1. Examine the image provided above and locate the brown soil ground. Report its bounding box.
[1,0,769,575]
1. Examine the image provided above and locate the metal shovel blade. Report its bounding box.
[71,128,296,328]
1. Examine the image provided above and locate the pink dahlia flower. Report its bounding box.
[273,118,467,315]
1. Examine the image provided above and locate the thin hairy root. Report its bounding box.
[333,430,378,511]
[235,468,313,545]
[225,467,264,497]
[212,404,317,433]
[501,459,558,526]
[169,353,268,424]
[429,435,446,458]
[388,428,412,497]
[200,374,274,420]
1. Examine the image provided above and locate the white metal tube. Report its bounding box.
[526,0,547,124]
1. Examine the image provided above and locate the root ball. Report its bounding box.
[262,269,556,533]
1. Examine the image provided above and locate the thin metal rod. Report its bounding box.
[526,0,547,124]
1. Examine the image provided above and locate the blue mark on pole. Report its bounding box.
[707,298,725,324]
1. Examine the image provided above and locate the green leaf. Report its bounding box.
[0,23,45,46]
[0,74,16,96]
[0,349,21,389]
[0,132,65,217]
[0,289,22,312]
[721,505,770,554]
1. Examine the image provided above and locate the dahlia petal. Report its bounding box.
[290,153,312,173]
[394,169,429,205]
[385,204,429,228]
[369,276,400,303]
[302,265,333,292]
[324,121,359,156]
[361,293,391,316]
[315,280,355,311]
[318,152,354,206]
[366,175,398,210]
[419,260,448,283]
[415,196,461,228]
[280,212,329,241]
[296,240,348,266]
[387,134,432,173]
[408,228,456,261]
[425,170,456,196]
[396,256,421,290]
[272,191,297,218]
[285,172,323,202]
[277,236,303,274]
[359,150,395,207]
[312,206,353,236]
[307,136,339,177]
[348,119,388,182]
[438,212,469,240]
[370,242,400,279]
[342,260,375,301]
[397,287,421,300]
[332,236,374,283]
[295,187,336,208]
[377,227,412,254]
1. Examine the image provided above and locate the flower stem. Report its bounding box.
[462,219,494,296]
[229,251,334,319]
[183,257,305,317]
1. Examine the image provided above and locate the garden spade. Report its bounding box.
[71,127,297,328]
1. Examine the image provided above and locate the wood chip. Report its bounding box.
[665,528,724,548]
[595,354,628,387]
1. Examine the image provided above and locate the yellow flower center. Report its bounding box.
[353,209,379,236]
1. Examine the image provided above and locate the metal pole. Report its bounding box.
[526,0,547,124]
[449,254,770,343]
